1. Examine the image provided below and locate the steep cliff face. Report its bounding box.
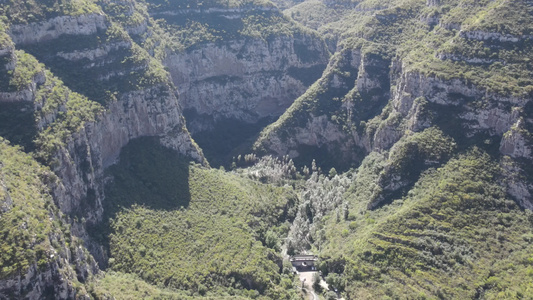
[4,6,204,220]
[254,40,391,169]
[8,13,108,45]
[254,0,533,207]
[0,140,98,299]
[0,2,204,297]
[164,34,327,126]
[142,0,329,165]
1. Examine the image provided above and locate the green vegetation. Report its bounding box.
[307,150,533,298]
[0,50,43,92]
[0,21,11,48]
[256,0,533,172]
[90,271,254,299]
[100,0,148,28]
[255,42,384,169]
[1,0,533,299]
[99,138,299,299]
[240,14,301,39]
[0,139,71,280]
[285,0,349,30]
[387,128,455,173]
[364,128,457,208]
[0,52,42,150]
[34,72,104,164]
[21,22,170,105]
[256,0,424,154]
[147,0,275,11]
[400,0,533,96]
[0,0,101,24]
[0,50,104,158]
[145,0,315,51]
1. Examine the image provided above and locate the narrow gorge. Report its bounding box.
[1,0,532,299]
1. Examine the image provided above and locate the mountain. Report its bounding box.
[0,0,532,299]
[255,0,533,207]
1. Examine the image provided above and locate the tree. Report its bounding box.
[265,230,280,251]
[329,167,337,178]
[313,272,322,293]
[325,273,345,292]
[326,291,338,300]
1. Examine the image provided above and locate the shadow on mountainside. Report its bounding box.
[88,137,192,267]
[104,136,192,213]
[0,102,38,153]
[185,109,275,169]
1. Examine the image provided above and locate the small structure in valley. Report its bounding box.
[290,255,318,272]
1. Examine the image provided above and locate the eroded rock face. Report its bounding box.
[150,1,330,134]
[1,215,101,300]
[500,120,532,159]
[266,114,362,163]
[0,238,98,300]
[257,34,533,206]
[255,44,391,167]
[0,44,46,102]
[6,11,203,221]
[0,10,204,297]
[165,34,329,131]
[9,14,108,45]
[151,3,330,164]
[49,85,202,223]
[502,157,533,211]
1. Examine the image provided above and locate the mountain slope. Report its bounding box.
[143,0,330,166]
[323,150,533,298]
[0,0,204,297]
[0,138,97,299]
[254,0,533,207]
[0,0,532,299]
[95,137,299,299]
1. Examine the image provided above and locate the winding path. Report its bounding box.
[301,287,318,300]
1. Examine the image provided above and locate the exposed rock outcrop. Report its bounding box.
[254,43,391,168]
[165,34,328,128]
[147,2,330,143]
[5,10,203,223]
[254,0,533,207]
[9,14,108,45]
[0,8,204,298]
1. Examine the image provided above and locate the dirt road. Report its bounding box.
[298,271,318,300]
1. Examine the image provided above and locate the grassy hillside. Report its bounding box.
[98,138,300,299]
[0,138,95,297]
[145,0,314,50]
[300,149,533,299]
[0,139,57,280]
[401,0,533,96]
[90,271,253,300]
[0,0,100,24]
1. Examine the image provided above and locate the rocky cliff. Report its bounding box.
[0,139,98,299]
[164,34,328,126]
[254,0,533,207]
[254,40,391,169]
[5,11,204,220]
[1,0,533,299]
[0,1,204,297]
[143,0,330,165]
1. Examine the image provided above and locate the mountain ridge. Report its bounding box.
[0,0,532,299]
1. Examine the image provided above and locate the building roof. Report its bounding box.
[290,255,318,262]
